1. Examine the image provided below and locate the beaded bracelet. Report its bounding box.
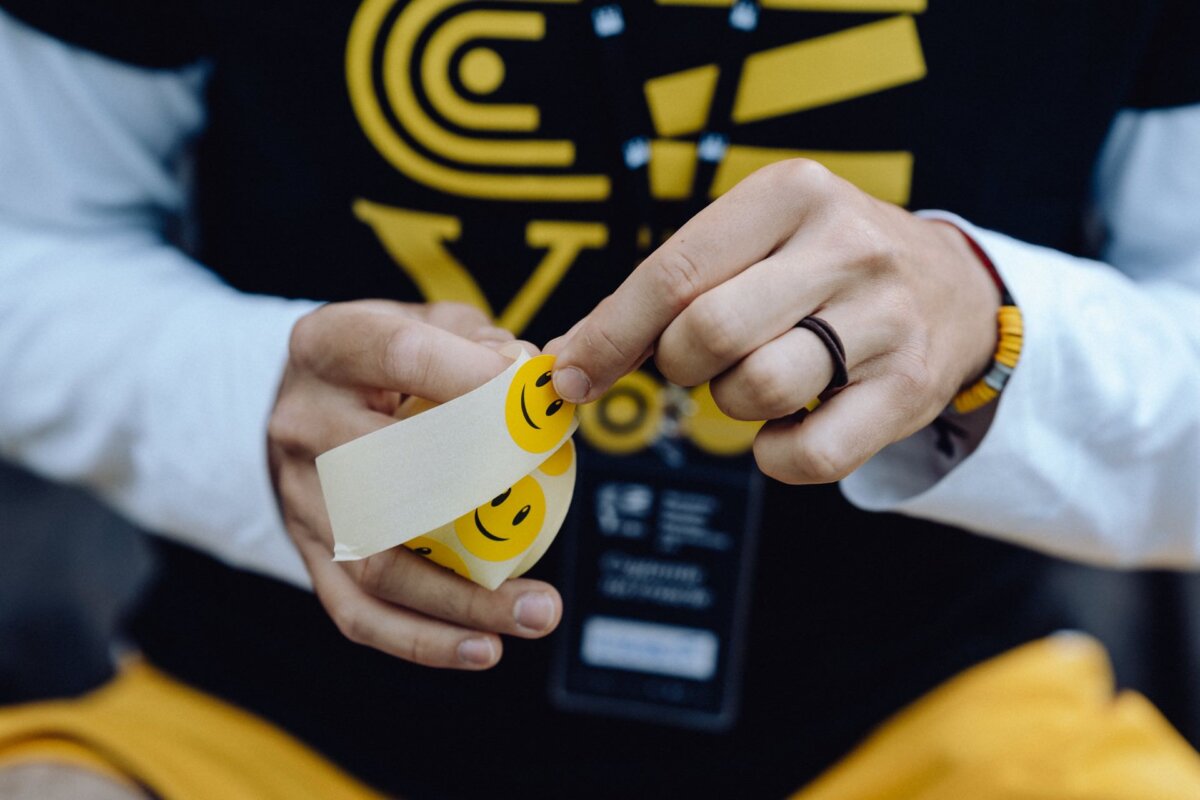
[951,302,1023,414]
[940,223,1023,415]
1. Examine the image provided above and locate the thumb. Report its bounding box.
[545,300,660,404]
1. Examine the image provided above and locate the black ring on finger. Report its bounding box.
[795,316,849,397]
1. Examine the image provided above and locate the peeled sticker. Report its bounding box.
[316,352,577,590]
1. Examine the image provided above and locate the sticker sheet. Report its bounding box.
[317,352,578,589]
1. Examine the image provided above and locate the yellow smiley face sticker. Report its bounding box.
[404,535,472,580]
[505,355,575,453]
[538,439,574,477]
[454,475,546,562]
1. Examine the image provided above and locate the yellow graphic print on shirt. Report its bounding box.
[346,0,927,455]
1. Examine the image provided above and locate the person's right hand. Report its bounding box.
[268,300,563,670]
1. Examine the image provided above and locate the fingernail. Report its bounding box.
[514,592,556,633]
[458,638,496,666]
[553,367,590,403]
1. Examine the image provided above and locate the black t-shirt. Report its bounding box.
[5,1,1200,797]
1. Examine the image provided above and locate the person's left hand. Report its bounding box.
[546,159,1001,484]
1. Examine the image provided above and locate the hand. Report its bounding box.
[269,300,563,670]
[547,159,1000,484]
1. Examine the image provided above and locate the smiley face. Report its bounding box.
[505,355,575,453]
[454,475,546,562]
[403,535,472,580]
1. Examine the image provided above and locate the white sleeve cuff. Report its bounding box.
[128,291,319,588]
[0,221,319,588]
[840,212,1050,522]
[841,213,1200,567]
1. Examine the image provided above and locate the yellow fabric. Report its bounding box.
[0,737,136,788]
[0,659,386,800]
[792,634,1200,800]
[1,636,1198,799]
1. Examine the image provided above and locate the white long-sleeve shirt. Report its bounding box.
[0,9,1197,584]
[0,11,316,586]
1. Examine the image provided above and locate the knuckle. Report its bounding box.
[740,353,797,418]
[334,605,371,646]
[753,437,799,485]
[404,630,438,667]
[288,310,326,370]
[771,157,835,195]
[577,315,635,366]
[756,459,795,486]
[709,379,759,421]
[357,550,396,596]
[756,432,854,485]
[266,403,293,444]
[687,294,745,364]
[799,439,854,483]
[426,574,478,626]
[707,378,738,417]
[848,217,899,274]
[655,350,696,388]
[653,247,706,312]
[383,323,432,390]
[461,587,495,629]
[267,399,308,453]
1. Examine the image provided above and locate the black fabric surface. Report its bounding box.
[0,0,205,68]
[3,1,1200,796]
[0,463,154,704]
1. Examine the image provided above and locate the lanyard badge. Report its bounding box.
[550,379,765,732]
[549,1,766,731]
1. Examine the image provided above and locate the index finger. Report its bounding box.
[291,301,511,401]
[547,160,826,402]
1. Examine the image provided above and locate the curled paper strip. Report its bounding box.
[316,352,578,589]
